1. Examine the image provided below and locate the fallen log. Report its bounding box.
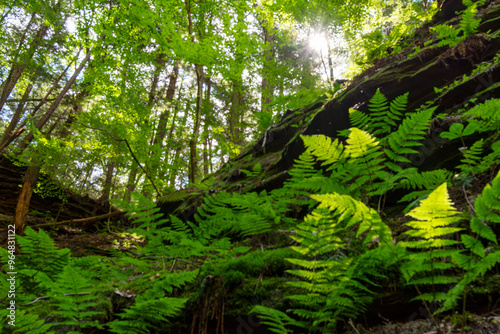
[0,210,126,232]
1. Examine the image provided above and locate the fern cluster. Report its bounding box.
[431,0,484,48]
[440,98,500,177]
[251,91,500,333]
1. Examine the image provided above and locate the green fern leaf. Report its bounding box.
[250,305,299,334]
[470,217,496,244]
[474,171,500,225]
[301,134,344,167]
[384,108,434,168]
[461,234,485,258]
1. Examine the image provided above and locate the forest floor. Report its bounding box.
[354,315,500,334]
[44,223,500,334]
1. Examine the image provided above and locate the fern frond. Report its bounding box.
[406,183,459,223]
[108,296,187,334]
[470,217,496,244]
[399,183,463,309]
[367,88,390,136]
[388,92,408,123]
[15,228,70,278]
[50,264,103,331]
[0,309,54,334]
[458,139,484,174]
[460,4,480,36]
[312,193,393,245]
[348,107,372,131]
[461,234,485,257]
[464,98,500,131]
[474,170,500,225]
[250,305,299,334]
[384,108,434,169]
[301,134,344,167]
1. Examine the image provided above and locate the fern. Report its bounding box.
[0,309,54,334]
[250,305,299,334]
[460,2,481,36]
[440,171,500,312]
[49,264,103,331]
[439,99,500,176]
[0,228,71,300]
[108,296,188,334]
[273,192,395,332]
[399,183,463,310]
[431,1,482,48]
[192,191,275,239]
[108,270,195,334]
[366,89,390,136]
[458,138,484,174]
[464,98,500,131]
[384,108,434,171]
[311,193,392,246]
[397,168,453,205]
[359,89,407,137]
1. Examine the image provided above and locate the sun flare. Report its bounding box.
[309,33,328,54]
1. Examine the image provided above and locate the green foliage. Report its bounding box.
[431,0,483,48]
[250,305,298,334]
[253,90,500,332]
[49,264,104,331]
[0,197,199,333]
[439,99,500,176]
[0,309,54,334]
[108,271,195,334]
[399,184,462,306]
[441,171,500,312]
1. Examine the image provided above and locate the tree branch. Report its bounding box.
[76,122,162,198]
[0,211,126,232]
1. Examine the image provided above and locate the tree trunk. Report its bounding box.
[0,83,32,153]
[99,159,115,202]
[328,41,334,83]
[229,78,245,147]
[13,164,40,232]
[18,49,91,150]
[202,77,212,176]
[168,94,190,187]
[154,60,179,147]
[261,24,274,113]
[189,64,204,183]
[124,167,138,202]
[0,12,50,112]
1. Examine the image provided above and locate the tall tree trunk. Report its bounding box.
[169,147,183,187]
[328,42,334,83]
[13,164,40,232]
[229,78,244,147]
[29,59,74,118]
[0,83,32,153]
[168,94,190,187]
[124,167,138,202]
[189,64,204,183]
[12,48,88,232]
[18,49,91,150]
[153,60,179,147]
[99,159,115,202]
[202,77,212,176]
[0,12,50,112]
[261,24,274,113]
